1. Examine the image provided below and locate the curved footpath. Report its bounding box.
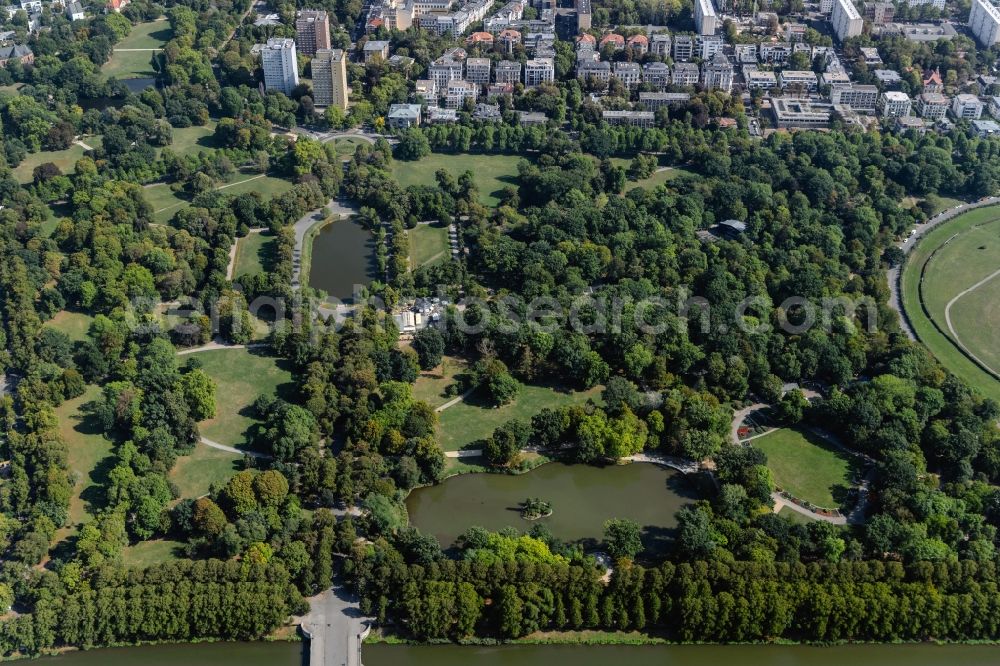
[887,197,1000,340]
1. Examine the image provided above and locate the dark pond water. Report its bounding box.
[307,218,378,302]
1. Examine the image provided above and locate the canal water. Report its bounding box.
[405,462,699,553]
[307,218,378,302]
[31,640,1000,665]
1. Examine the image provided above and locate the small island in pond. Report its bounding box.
[520,497,553,521]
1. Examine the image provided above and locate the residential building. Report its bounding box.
[311,49,349,109]
[735,44,758,64]
[639,92,691,109]
[874,69,903,88]
[863,1,893,24]
[743,66,777,90]
[425,106,458,124]
[602,110,655,127]
[969,0,1000,47]
[650,33,671,56]
[577,60,611,83]
[878,90,912,117]
[642,62,671,90]
[466,31,493,48]
[784,22,808,42]
[820,0,834,13]
[771,97,833,128]
[989,95,1000,119]
[906,0,944,8]
[487,83,514,99]
[295,10,330,55]
[673,35,694,61]
[952,93,984,119]
[695,0,717,35]
[696,34,723,59]
[821,71,852,87]
[495,60,522,84]
[759,42,792,64]
[779,70,819,92]
[830,84,878,112]
[831,0,863,42]
[627,34,649,55]
[915,92,949,119]
[971,118,1000,137]
[576,33,597,50]
[672,62,700,86]
[387,103,422,128]
[0,43,31,67]
[516,110,547,125]
[577,0,592,30]
[498,29,521,54]
[613,61,641,89]
[446,79,478,108]
[65,1,85,20]
[363,40,390,62]
[894,115,928,133]
[415,79,437,100]
[923,68,943,92]
[701,52,733,92]
[524,58,555,87]
[860,47,882,65]
[261,38,299,95]
[429,56,464,90]
[473,103,502,121]
[599,33,625,50]
[465,57,491,86]
[107,0,129,12]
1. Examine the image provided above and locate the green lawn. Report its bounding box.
[901,206,1000,402]
[13,138,103,184]
[234,231,276,277]
[437,383,603,452]
[608,158,695,191]
[331,136,367,159]
[169,444,242,499]
[147,173,294,223]
[900,195,965,216]
[778,506,816,525]
[752,428,857,509]
[57,385,114,528]
[122,539,184,568]
[186,348,294,450]
[408,222,450,268]
[46,310,94,344]
[166,121,219,155]
[411,354,470,408]
[391,153,522,207]
[102,19,173,80]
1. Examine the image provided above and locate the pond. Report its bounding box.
[307,217,378,302]
[405,462,699,554]
[34,642,304,665]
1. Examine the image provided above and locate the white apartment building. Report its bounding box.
[650,33,671,56]
[915,92,949,119]
[311,48,349,109]
[495,60,521,84]
[969,0,1000,47]
[830,84,878,112]
[642,62,671,90]
[702,52,733,92]
[603,110,655,128]
[759,42,792,64]
[831,0,863,42]
[989,96,1000,119]
[952,93,984,119]
[673,35,694,61]
[524,58,555,87]
[743,66,778,90]
[446,80,478,108]
[672,62,700,86]
[261,38,299,96]
[429,57,464,90]
[695,0,717,35]
[779,70,819,92]
[465,58,491,86]
[577,60,611,83]
[878,91,912,118]
[696,34,724,59]
[906,0,945,9]
[613,61,641,89]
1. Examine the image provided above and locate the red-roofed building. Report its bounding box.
[107,0,130,11]
[626,34,648,55]
[366,16,384,32]
[498,29,521,55]
[923,68,943,93]
[599,33,624,50]
[467,31,494,47]
[576,33,596,49]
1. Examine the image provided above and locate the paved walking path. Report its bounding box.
[199,436,272,459]
[444,447,700,475]
[730,402,768,444]
[943,267,1000,379]
[297,586,371,666]
[226,228,269,281]
[73,138,94,151]
[433,386,477,413]
[888,197,1000,340]
[176,339,268,355]
[772,493,846,525]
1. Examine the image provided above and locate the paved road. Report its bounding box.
[887,197,1000,340]
[291,199,360,290]
[299,586,370,666]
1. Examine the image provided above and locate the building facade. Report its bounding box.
[878,91,912,118]
[261,38,299,95]
[695,0,717,35]
[969,0,1000,47]
[524,58,555,87]
[311,48,349,109]
[295,10,331,56]
[831,0,863,42]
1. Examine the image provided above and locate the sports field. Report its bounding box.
[901,206,1000,402]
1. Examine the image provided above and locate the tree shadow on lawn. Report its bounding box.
[149,27,173,43]
[74,402,116,517]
